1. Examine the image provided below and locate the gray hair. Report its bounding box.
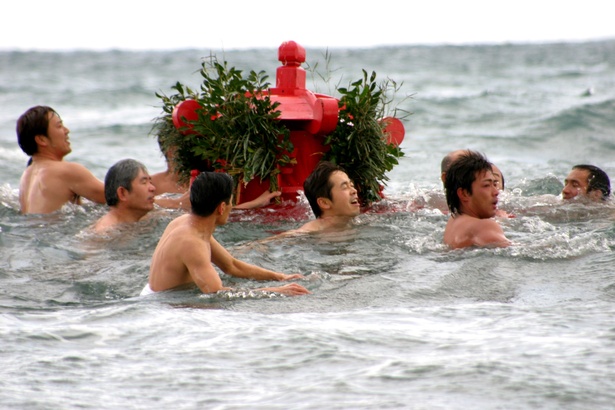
[104,159,148,206]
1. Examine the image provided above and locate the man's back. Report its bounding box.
[19,160,83,214]
[16,105,106,215]
[19,159,106,214]
[149,214,216,291]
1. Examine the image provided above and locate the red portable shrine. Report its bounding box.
[244,40,339,203]
[172,40,404,206]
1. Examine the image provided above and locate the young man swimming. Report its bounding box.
[145,171,310,296]
[17,106,106,214]
[443,150,510,249]
[290,161,361,234]
[562,164,611,201]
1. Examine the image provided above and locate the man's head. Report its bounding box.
[491,163,505,190]
[562,164,611,201]
[303,161,360,219]
[440,149,466,184]
[445,150,498,217]
[190,172,233,218]
[105,159,155,210]
[16,106,66,157]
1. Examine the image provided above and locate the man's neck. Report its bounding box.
[31,151,64,163]
[187,213,219,238]
[317,214,354,230]
[109,207,150,224]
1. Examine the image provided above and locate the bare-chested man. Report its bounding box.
[440,149,510,218]
[17,106,106,214]
[562,164,611,202]
[276,161,361,235]
[443,150,510,249]
[145,171,310,296]
[91,159,157,233]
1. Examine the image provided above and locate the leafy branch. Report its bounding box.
[153,57,293,191]
[323,70,407,205]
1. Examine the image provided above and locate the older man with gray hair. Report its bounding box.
[92,159,157,233]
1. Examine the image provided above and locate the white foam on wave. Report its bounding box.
[0,146,28,162]
[0,183,20,210]
[67,105,158,129]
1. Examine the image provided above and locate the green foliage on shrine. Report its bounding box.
[323,70,405,205]
[153,55,407,206]
[154,57,293,192]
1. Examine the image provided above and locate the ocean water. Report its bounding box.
[1,40,615,409]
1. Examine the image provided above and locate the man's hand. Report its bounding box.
[276,273,304,281]
[235,190,282,209]
[264,283,311,296]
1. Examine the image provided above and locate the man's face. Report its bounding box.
[326,171,361,217]
[562,168,590,200]
[44,112,72,157]
[464,170,500,218]
[491,165,503,191]
[126,169,156,212]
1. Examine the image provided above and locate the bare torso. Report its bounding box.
[19,158,105,214]
[148,215,215,291]
[443,214,510,249]
[148,213,309,296]
[19,160,81,214]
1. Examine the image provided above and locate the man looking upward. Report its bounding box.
[17,106,106,214]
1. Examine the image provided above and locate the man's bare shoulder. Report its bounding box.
[472,218,510,248]
[444,214,509,249]
[446,213,499,228]
[20,160,88,213]
[91,214,116,234]
[294,219,321,234]
[30,158,75,171]
[161,214,194,235]
[54,160,95,177]
[472,216,503,229]
[160,215,210,246]
[26,160,92,183]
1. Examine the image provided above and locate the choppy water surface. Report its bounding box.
[1,41,615,409]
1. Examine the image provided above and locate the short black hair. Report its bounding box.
[303,161,346,218]
[16,106,58,156]
[444,150,493,215]
[190,172,233,217]
[572,164,611,200]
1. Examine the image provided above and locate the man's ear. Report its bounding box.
[317,197,332,212]
[34,134,48,147]
[457,187,471,203]
[117,186,129,202]
[217,201,226,215]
